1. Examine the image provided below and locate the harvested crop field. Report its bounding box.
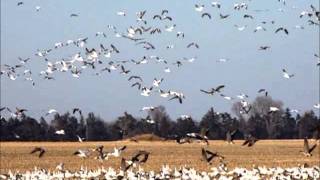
[0,139,319,173]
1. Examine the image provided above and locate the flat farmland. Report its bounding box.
[0,140,319,173]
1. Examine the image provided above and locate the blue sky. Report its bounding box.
[1,0,319,121]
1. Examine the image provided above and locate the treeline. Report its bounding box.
[0,96,319,141]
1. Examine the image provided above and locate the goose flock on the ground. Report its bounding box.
[1,0,320,178]
[1,164,319,179]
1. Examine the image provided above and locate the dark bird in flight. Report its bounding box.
[120,65,130,74]
[259,46,271,50]
[258,89,268,96]
[242,135,258,147]
[153,15,172,21]
[201,148,224,164]
[72,108,82,116]
[187,42,199,49]
[17,2,24,6]
[226,130,237,144]
[219,13,230,19]
[186,128,210,145]
[200,85,225,95]
[169,95,183,104]
[300,137,317,157]
[243,14,254,19]
[131,82,142,90]
[110,44,120,53]
[130,150,150,164]
[201,13,212,19]
[128,75,143,82]
[70,14,79,17]
[30,147,46,158]
[275,27,289,35]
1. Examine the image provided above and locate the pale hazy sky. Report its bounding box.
[1,0,319,121]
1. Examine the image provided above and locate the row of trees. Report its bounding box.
[0,96,319,141]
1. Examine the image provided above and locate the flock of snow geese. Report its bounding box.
[1,0,320,178]
[1,164,320,179]
[1,0,319,119]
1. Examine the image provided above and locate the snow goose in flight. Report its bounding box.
[142,115,155,124]
[54,42,63,49]
[299,11,313,18]
[159,89,170,98]
[35,49,51,57]
[234,3,248,10]
[186,128,209,145]
[176,31,184,38]
[55,129,65,135]
[95,32,107,38]
[35,6,41,12]
[183,57,196,63]
[141,106,156,111]
[290,109,299,114]
[117,11,126,16]
[30,147,46,158]
[294,25,304,30]
[18,57,30,64]
[12,107,27,116]
[180,115,191,120]
[74,149,90,158]
[237,93,249,100]
[220,94,233,101]
[165,24,176,32]
[282,69,294,79]
[136,10,147,24]
[313,103,320,109]
[195,4,204,12]
[164,67,171,73]
[211,2,221,9]
[234,25,247,31]
[46,109,58,116]
[77,135,85,142]
[153,78,163,87]
[108,146,127,158]
[71,68,81,78]
[254,26,266,32]
[141,87,153,97]
[269,106,280,113]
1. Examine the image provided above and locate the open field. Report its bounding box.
[0,140,319,173]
